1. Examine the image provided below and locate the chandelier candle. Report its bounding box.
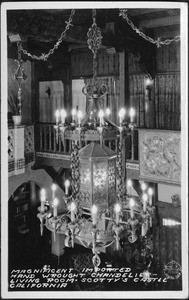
[55,110,60,125]
[77,110,83,125]
[98,110,104,127]
[114,203,121,225]
[148,188,153,227]
[70,202,76,223]
[141,223,146,237]
[106,108,111,118]
[130,198,135,219]
[127,179,132,196]
[65,180,70,196]
[142,193,148,212]
[118,108,126,126]
[141,182,147,196]
[40,188,46,213]
[148,188,153,206]
[71,108,76,123]
[52,183,57,201]
[61,109,67,124]
[91,205,98,226]
[53,198,58,218]
[129,108,135,123]
[89,111,93,122]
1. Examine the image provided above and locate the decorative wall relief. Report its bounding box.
[139,130,181,184]
[25,125,34,152]
[24,125,35,164]
[8,129,15,160]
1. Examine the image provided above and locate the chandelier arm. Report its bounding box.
[104,115,120,129]
[75,236,90,248]
[98,90,108,101]
[103,240,115,248]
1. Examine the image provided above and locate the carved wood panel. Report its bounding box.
[71,50,119,78]
[156,43,180,72]
[139,129,181,184]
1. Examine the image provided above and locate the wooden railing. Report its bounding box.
[34,123,122,155]
[35,123,71,154]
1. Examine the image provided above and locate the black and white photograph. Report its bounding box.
[1,1,188,299]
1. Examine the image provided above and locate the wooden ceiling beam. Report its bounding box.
[153,30,180,39]
[128,8,168,16]
[139,15,180,29]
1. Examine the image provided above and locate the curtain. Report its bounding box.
[129,74,145,128]
[154,73,180,130]
[129,73,181,130]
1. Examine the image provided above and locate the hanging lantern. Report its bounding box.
[79,142,117,211]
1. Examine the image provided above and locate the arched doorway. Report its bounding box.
[8,181,51,270]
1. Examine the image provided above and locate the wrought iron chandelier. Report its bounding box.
[37,9,155,273]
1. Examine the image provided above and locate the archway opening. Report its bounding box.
[8,181,51,270]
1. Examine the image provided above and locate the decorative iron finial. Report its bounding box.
[13,42,28,115]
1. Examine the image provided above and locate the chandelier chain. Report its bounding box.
[87,9,103,83]
[17,42,22,61]
[92,8,96,24]
[20,9,75,61]
[119,9,180,48]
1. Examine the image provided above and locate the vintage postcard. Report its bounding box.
[1,1,188,299]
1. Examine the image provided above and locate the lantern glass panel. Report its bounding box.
[93,159,108,209]
[80,159,92,208]
[108,159,116,206]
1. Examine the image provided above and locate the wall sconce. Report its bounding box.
[145,76,154,89]
[145,76,154,115]
[171,194,180,208]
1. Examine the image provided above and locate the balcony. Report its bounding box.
[8,123,181,186]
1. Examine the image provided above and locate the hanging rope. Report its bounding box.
[119,9,180,48]
[20,9,75,61]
